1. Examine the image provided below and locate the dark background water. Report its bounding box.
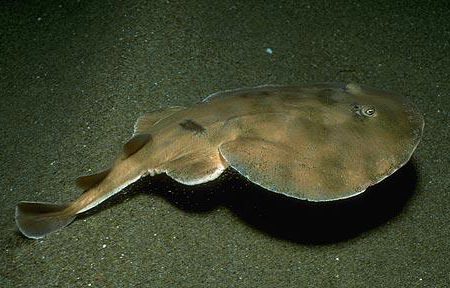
[1,0,449,287]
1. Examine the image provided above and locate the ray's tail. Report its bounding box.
[14,107,185,239]
[15,202,76,239]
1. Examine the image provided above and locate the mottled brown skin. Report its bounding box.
[15,83,424,239]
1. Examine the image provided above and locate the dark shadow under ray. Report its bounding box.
[223,161,418,244]
[74,160,418,245]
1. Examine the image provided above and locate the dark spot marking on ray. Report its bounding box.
[179,119,206,135]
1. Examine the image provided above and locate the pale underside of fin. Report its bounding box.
[165,150,228,185]
[219,138,367,201]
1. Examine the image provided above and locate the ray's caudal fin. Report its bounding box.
[15,202,76,239]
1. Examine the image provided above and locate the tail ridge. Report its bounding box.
[15,201,76,239]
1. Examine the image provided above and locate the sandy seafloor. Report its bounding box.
[1,0,449,287]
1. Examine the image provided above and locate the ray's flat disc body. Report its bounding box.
[182,83,424,201]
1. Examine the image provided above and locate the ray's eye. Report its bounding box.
[351,103,377,118]
[361,106,376,117]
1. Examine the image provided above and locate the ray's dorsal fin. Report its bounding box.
[123,133,152,158]
[134,106,186,135]
[76,169,111,191]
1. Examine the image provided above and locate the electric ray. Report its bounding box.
[15,83,424,239]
